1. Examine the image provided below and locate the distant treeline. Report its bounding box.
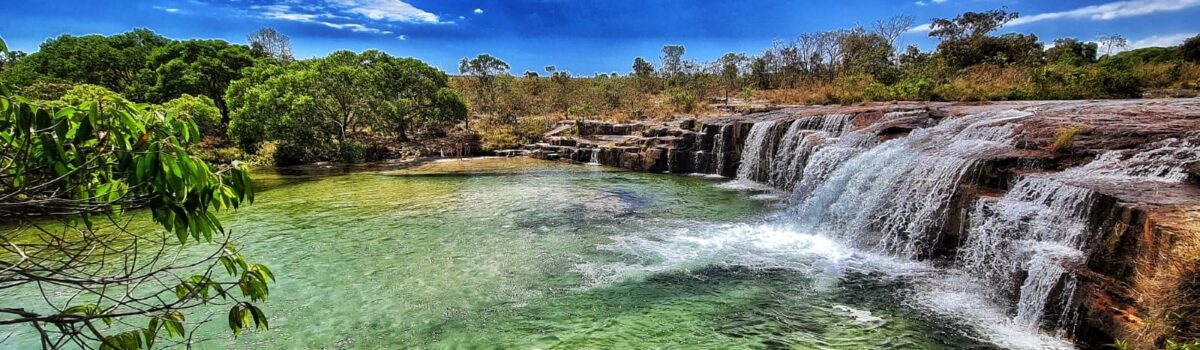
[450,9,1200,149]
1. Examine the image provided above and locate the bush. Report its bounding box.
[1182,34,1200,63]
[1050,126,1080,152]
[274,141,331,166]
[337,141,367,164]
[162,94,223,138]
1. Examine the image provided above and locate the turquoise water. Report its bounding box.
[2,158,1016,349]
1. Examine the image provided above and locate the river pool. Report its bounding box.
[3,157,1061,349]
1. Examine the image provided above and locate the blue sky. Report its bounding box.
[1,0,1198,75]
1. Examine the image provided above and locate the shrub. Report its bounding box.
[337,140,367,164]
[1050,126,1080,152]
[274,141,331,166]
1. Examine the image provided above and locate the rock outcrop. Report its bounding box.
[525,99,1200,349]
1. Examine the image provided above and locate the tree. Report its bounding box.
[929,10,1041,68]
[247,28,293,62]
[631,57,658,93]
[659,45,686,85]
[872,15,916,51]
[368,51,461,141]
[5,29,170,98]
[1046,38,1098,66]
[458,54,510,116]
[147,40,257,124]
[717,52,747,103]
[227,51,461,163]
[929,9,1019,42]
[1097,33,1128,57]
[161,94,223,139]
[840,27,897,83]
[0,74,271,349]
[1182,34,1200,63]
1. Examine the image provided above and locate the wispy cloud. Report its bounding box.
[330,0,442,23]
[1008,0,1200,26]
[1124,32,1197,50]
[257,4,394,34]
[153,6,181,13]
[907,0,1200,34]
[473,8,484,15]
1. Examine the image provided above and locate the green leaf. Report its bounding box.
[163,311,185,337]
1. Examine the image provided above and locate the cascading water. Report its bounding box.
[587,147,601,165]
[957,134,1200,333]
[765,114,851,190]
[712,124,732,176]
[790,110,1029,258]
[735,121,777,181]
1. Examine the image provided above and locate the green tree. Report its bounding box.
[147,40,257,123]
[368,51,462,141]
[458,54,510,116]
[227,51,460,164]
[717,52,748,103]
[660,45,686,86]
[1046,38,1098,65]
[632,57,659,93]
[0,60,271,348]
[162,94,223,139]
[1182,34,1200,62]
[3,29,169,98]
[929,10,1036,68]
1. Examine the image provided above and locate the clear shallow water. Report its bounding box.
[3,158,1059,349]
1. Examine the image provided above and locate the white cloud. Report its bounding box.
[905,23,932,34]
[915,1,927,6]
[458,15,466,19]
[153,6,180,13]
[331,0,441,23]
[931,0,947,3]
[397,35,407,40]
[473,8,484,14]
[1008,0,1200,26]
[907,0,1200,35]
[318,21,389,34]
[1125,32,1198,50]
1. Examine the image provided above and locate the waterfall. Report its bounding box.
[587,147,601,165]
[956,135,1200,332]
[712,124,732,176]
[788,110,1029,258]
[735,121,777,181]
[766,115,852,190]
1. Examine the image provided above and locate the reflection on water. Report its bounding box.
[1,158,1065,349]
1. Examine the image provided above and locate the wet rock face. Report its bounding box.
[524,99,1200,348]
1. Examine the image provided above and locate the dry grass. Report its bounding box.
[936,64,1031,101]
[1128,221,1200,348]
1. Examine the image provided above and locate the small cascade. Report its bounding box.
[712,124,732,176]
[789,113,853,136]
[735,121,778,181]
[587,147,601,165]
[766,115,851,190]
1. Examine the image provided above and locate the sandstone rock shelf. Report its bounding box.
[525,99,1200,349]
